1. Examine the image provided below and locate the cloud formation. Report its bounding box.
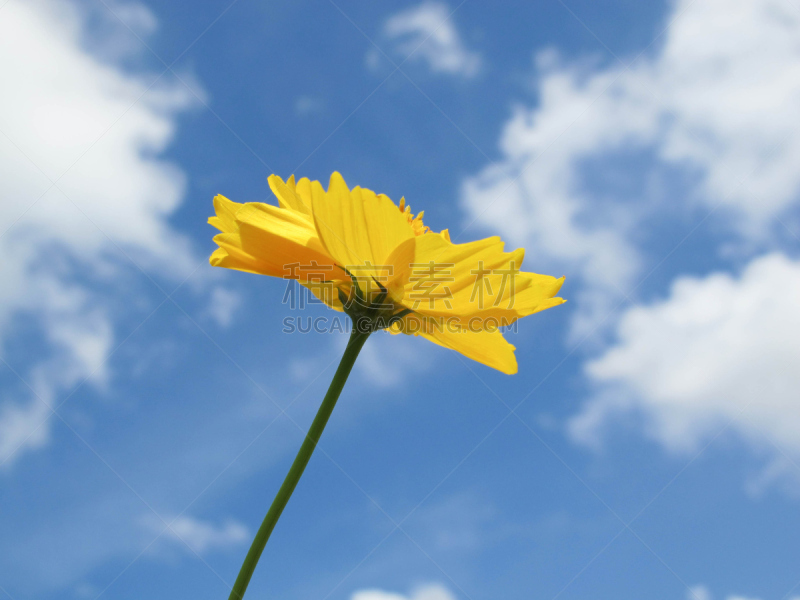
[0,0,200,465]
[382,2,481,78]
[205,287,242,328]
[688,585,800,600]
[157,515,249,554]
[352,583,456,600]
[461,0,800,335]
[570,253,800,465]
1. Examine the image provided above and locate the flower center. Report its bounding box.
[398,197,429,236]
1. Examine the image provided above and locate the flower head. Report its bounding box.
[209,172,565,374]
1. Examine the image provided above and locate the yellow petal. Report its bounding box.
[209,193,345,282]
[295,177,327,214]
[387,232,522,292]
[384,231,563,327]
[361,188,415,266]
[412,273,566,327]
[311,172,414,290]
[208,194,241,233]
[209,245,264,275]
[268,174,311,216]
[208,172,566,371]
[210,232,278,275]
[312,172,374,273]
[393,314,518,374]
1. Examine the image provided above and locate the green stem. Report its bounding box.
[228,328,370,600]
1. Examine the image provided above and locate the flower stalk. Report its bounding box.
[212,170,567,599]
[228,327,370,600]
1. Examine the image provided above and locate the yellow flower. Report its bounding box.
[209,172,565,374]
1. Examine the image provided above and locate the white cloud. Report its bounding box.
[206,287,242,328]
[0,0,200,465]
[1,282,116,464]
[570,254,800,470]
[285,326,434,389]
[382,2,481,78]
[685,586,799,600]
[744,454,800,498]
[406,491,495,552]
[461,0,800,335]
[355,330,434,388]
[0,392,50,465]
[352,583,456,600]
[160,515,249,554]
[689,585,712,600]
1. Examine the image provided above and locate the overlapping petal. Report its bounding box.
[209,193,347,284]
[390,313,519,374]
[386,230,565,328]
[209,172,565,373]
[310,173,414,284]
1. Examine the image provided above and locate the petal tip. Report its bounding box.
[328,171,349,192]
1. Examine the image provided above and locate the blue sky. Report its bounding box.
[1,0,800,599]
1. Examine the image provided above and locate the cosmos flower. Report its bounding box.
[209,172,564,374]
[210,172,566,600]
